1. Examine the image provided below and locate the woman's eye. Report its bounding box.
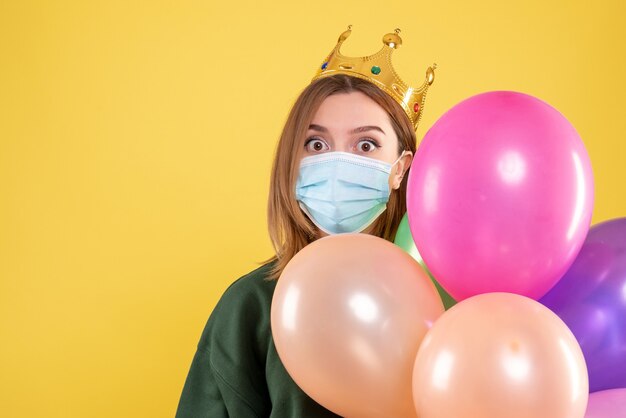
[357,139,379,153]
[305,138,329,152]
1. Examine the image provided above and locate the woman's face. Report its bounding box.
[301,91,413,237]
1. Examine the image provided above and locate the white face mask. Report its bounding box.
[295,151,406,234]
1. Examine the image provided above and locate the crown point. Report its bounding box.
[395,28,401,34]
[426,67,435,85]
[339,26,352,43]
[383,32,403,49]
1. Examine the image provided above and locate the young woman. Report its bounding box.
[175,27,436,417]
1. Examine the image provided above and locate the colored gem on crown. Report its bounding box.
[371,66,381,75]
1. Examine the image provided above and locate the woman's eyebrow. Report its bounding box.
[308,124,386,135]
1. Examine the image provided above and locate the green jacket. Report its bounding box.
[175,261,342,417]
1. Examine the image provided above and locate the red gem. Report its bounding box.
[413,103,420,113]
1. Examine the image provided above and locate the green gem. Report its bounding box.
[371,66,381,75]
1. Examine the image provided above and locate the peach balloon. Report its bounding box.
[271,234,444,418]
[413,292,589,418]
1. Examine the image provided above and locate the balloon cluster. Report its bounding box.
[271,91,626,417]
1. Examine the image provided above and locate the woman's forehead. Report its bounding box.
[310,92,392,131]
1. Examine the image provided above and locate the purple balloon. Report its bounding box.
[541,218,626,393]
[585,388,626,418]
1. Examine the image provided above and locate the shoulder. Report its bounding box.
[196,261,278,352]
[216,261,278,311]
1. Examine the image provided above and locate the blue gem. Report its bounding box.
[321,62,328,70]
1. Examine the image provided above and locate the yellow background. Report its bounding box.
[1,0,624,416]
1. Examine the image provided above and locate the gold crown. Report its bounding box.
[311,25,436,133]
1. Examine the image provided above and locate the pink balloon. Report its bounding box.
[271,234,444,418]
[407,91,594,301]
[586,389,626,418]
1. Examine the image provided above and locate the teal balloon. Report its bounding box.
[394,213,457,310]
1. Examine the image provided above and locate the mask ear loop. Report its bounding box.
[391,150,407,175]
[389,150,410,190]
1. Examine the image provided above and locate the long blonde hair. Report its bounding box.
[260,74,417,280]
